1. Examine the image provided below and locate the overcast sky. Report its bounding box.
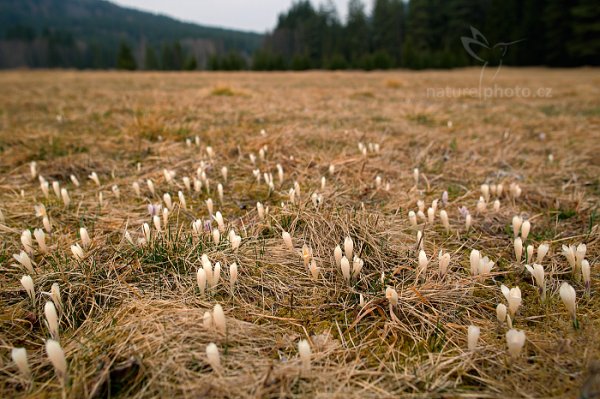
[111,0,375,33]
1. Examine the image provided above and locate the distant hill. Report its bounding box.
[0,0,263,69]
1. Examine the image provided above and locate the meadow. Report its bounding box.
[0,68,599,398]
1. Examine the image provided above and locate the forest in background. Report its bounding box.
[1,0,598,70]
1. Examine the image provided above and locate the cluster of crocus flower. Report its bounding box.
[196,255,220,295]
[203,303,227,336]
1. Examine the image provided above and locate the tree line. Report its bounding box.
[3,0,598,70]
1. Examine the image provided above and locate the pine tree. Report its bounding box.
[344,0,370,67]
[116,41,136,70]
[568,0,600,64]
[144,47,159,70]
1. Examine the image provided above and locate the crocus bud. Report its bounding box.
[142,223,151,242]
[213,304,226,335]
[352,256,364,278]
[257,202,265,220]
[214,211,225,232]
[440,210,449,231]
[274,164,284,184]
[344,236,353,260]
[559,282,577,324]
[501,285,521,318]
[40,179,49,198]
[477,256,494,277]
[71,243,85,260]
[562,245,577,274]
[427,207,434,224]
[282,231,293,251]
[509,183,522,199]
[536,243,549,263]
[521,220,531,241]
[190,220,202,238]
[221,166,228,182]
[202,255,213,287]
[309,259,320,280]
[512,216,522,238]
[231,234,241,251]
[163,193,173,210]
[408,211,417,227]
[476,197,486,213]
[385,287,398,306]
[526,245,534,263]
[212,262,221,288]
[163,169,175,184]
[505,329,526,359]
[89,172,100,186]
[496,303,507,323]
[481,184,490,202]
[417,250,428,278]
[203,311,213,329]
[174,191,185,210]
[52,181,61,198]
[49,283,62,313]
[298,339,311,372]
[465,214,472,231]
[206,343,221,372]
[158,209,167,229]
[442,191,448,206]
[14,251,34,274]
[45,301,59,339]
[147,179,155,196]
[469,250,480,276]
[525,263,546,300]
[416,231,423,250]
[413,168,419,185]
[438,251,450,277]
[20,275,35,303]
[493,199,500,212]
[31,228,47,253]
[30,161,37,179]
[334,245,342,266]
[130,182,140,198]
[340,256,350,281]
[197,268,206,296]
[576,244,587,267]
[11,347,31,379]
[60,188,70,207]
[80,227,91,249]
[514,238,523,263]
[229,263,238,291]
[301,244,312,268]
[467,325,480,351]
[42,216,52,233]
[582,260,591,292]
[152,215,161,233]
[20,230,33,255]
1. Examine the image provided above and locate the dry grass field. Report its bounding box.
[0,68,599,398]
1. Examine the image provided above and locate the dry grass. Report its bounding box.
[0,68,599,398]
